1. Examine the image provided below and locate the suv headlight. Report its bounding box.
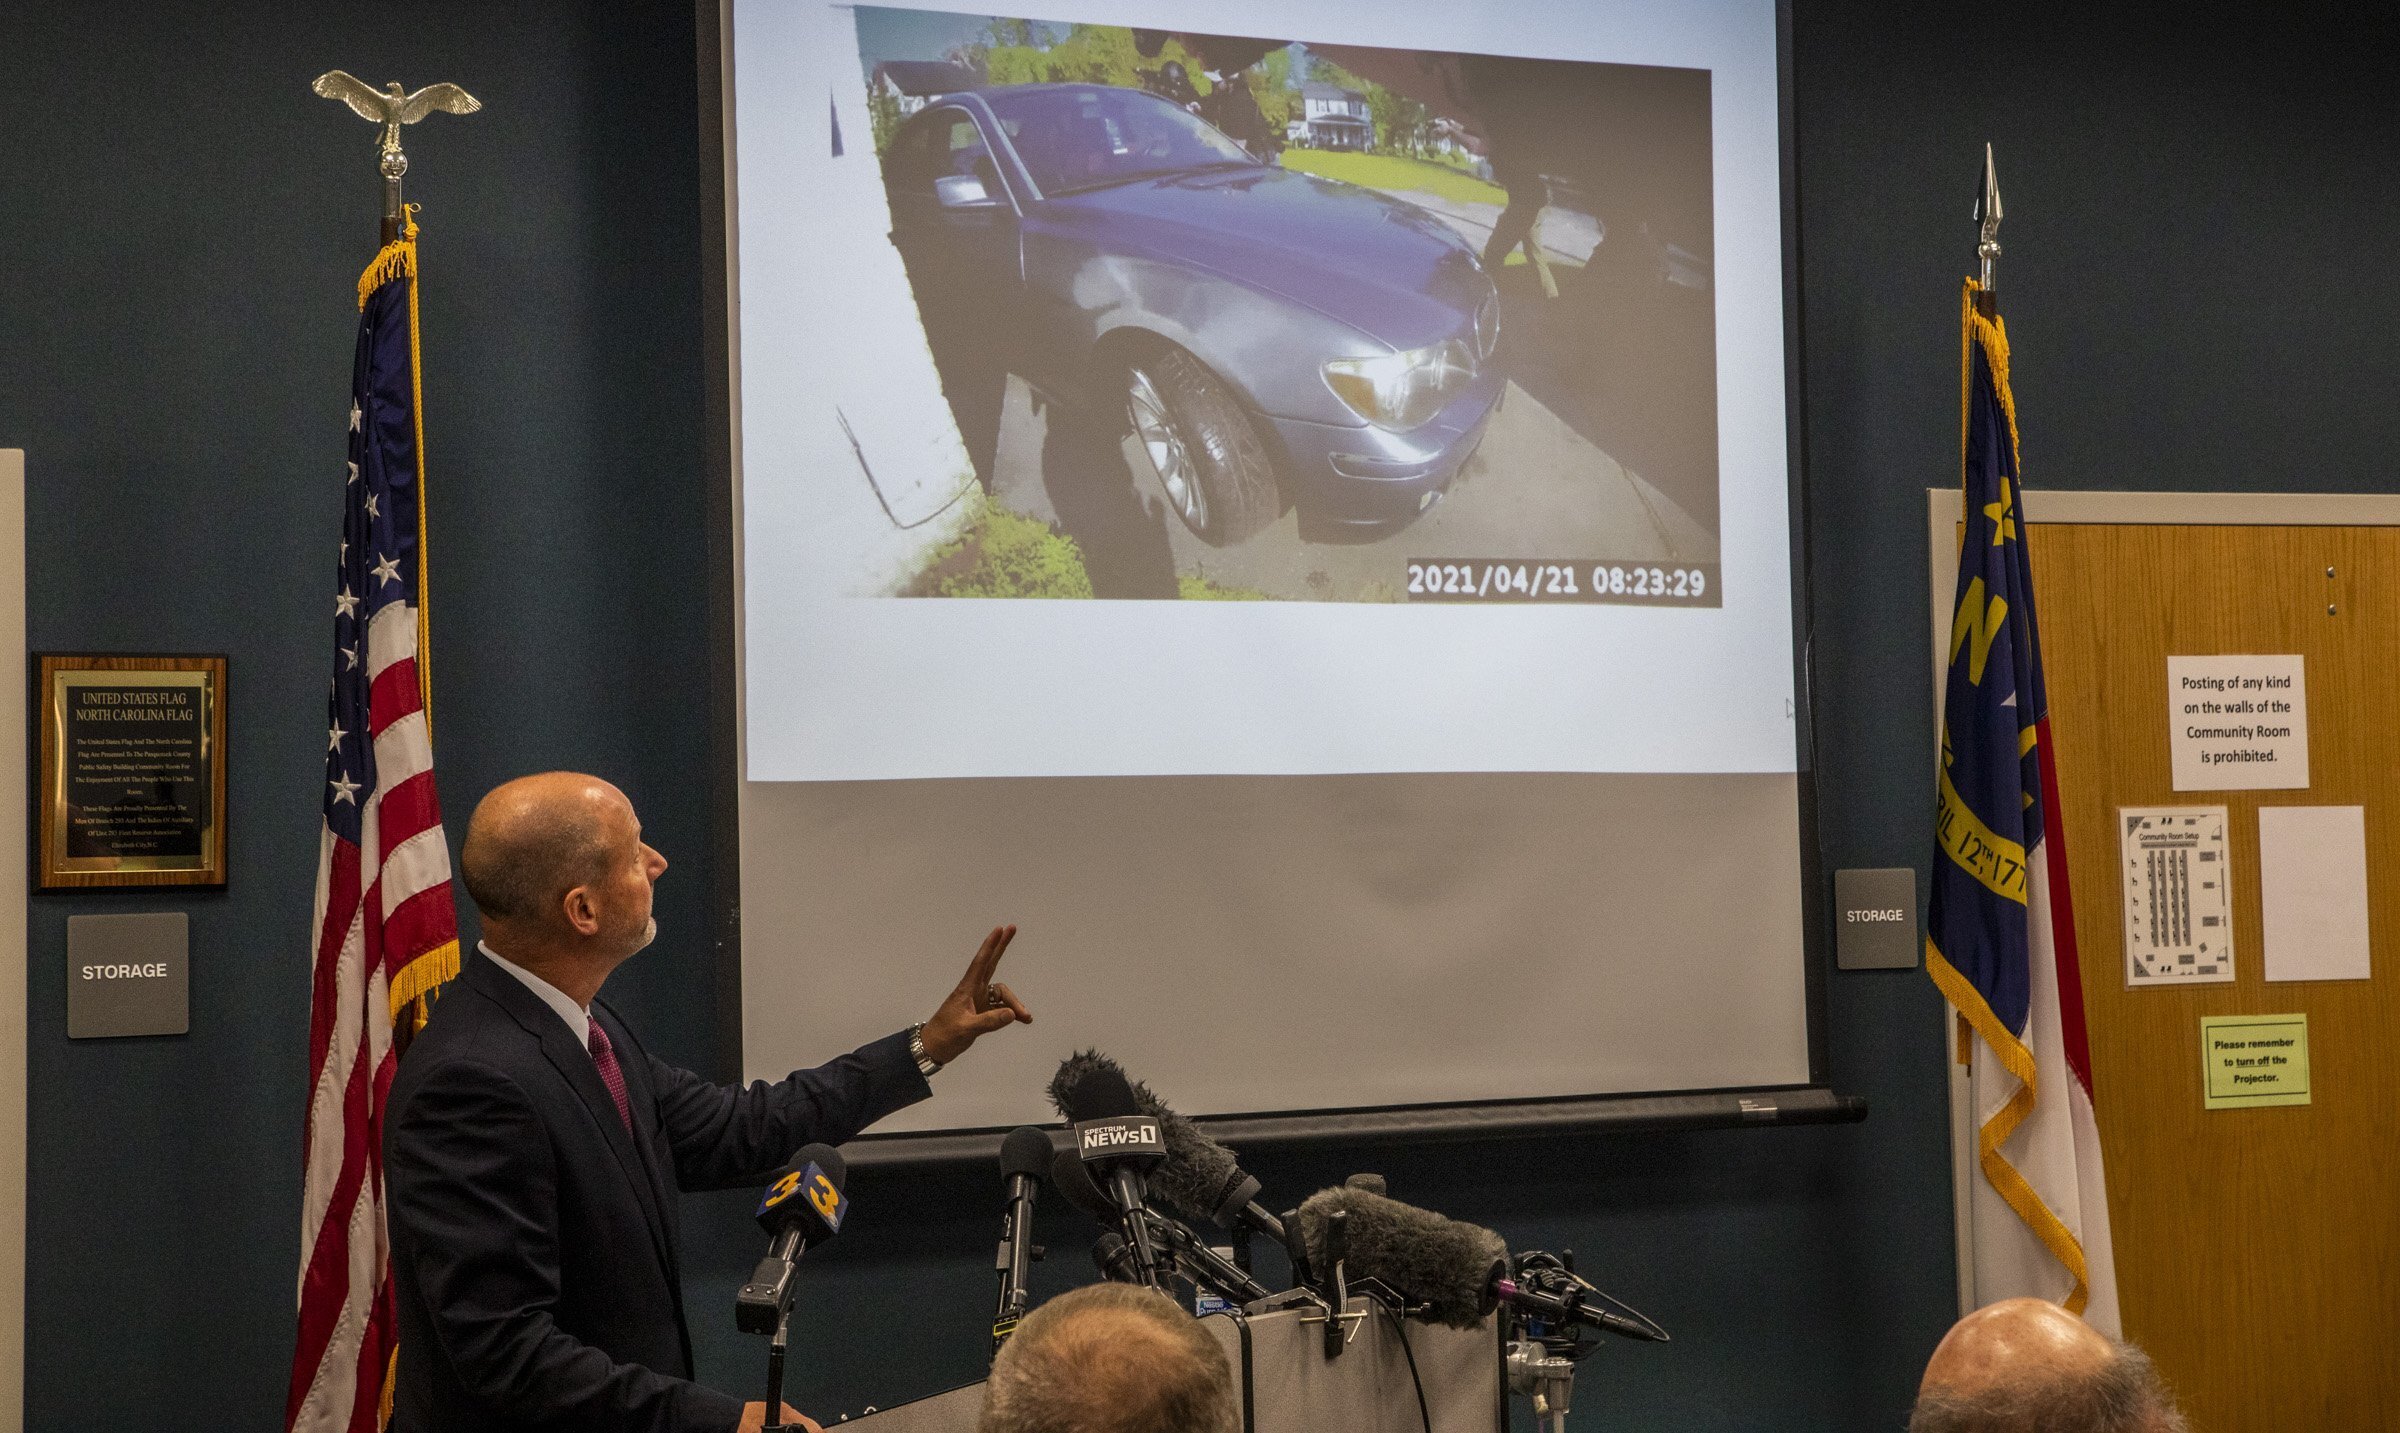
[1322,339,1477,431]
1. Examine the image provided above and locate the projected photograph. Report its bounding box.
[836,10,1722,604]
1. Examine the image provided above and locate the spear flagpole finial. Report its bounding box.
[1973,142,2003,315]
[312,71,482,243]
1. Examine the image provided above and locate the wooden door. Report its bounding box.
[2025,520,2400,1430]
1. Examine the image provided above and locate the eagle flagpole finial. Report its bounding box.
[312,71,481,242]
[1973,142,2003,316]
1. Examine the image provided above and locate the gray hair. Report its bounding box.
[981,1284,1237,1433]
[1907,1343,2188,1433]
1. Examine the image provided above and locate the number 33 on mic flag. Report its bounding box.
[759,1164,847,1232]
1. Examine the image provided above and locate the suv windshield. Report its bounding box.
[987,86,1258,196]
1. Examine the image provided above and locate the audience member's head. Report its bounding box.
[981,1283,1237,1433]
[1908,1298,2186,1433]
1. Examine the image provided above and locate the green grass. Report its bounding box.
[1177,574,1271,601]
[906,502,1282,602]
[907,504,1094,599]
[1279,149,1508,207]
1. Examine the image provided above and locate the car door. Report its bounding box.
[884,105,1024,361]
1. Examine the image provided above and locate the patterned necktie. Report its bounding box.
[586,1019,634,1134]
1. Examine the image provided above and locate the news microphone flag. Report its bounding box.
[1926,278,2119,1333]
[288,215,464,1432]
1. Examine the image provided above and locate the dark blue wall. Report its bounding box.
[3,3,2392,1430]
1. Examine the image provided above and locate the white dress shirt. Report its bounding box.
[479,941,592,1047]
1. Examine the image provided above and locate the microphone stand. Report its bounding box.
[992,1208,1041,1352]
[1144,1208,1273,1306]
[1316,1209,1354,1359]
[1106,1170,1165,1287]
[1501,1250,1668,1433]
[763,1303,804,1433]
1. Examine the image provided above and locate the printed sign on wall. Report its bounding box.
[2201,1013,2310,1110]
[2119,807,2235,986]
[2168,654,2308,791]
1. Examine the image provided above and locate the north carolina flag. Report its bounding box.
[1926,278,2119,1333]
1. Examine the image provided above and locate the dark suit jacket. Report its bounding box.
[384,950,929,1433]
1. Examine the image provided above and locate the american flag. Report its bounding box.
[287,226,462,1433]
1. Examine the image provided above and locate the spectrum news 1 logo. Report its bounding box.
[756,1162,846,1231]
[1076,1117,1162,1154]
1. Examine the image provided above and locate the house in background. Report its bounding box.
[870,59,982,118]
[1287,82,1371,151]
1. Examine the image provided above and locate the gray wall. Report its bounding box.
[2,2,2391,1429]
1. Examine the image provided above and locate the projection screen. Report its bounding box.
[719,0,1819,1136]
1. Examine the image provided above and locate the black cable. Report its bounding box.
[1578,1282,1669,1344]
[1377,1303,1433,1433]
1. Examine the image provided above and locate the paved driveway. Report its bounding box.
[982,366,1713,602]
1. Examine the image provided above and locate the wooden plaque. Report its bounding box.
[35,654,227,889]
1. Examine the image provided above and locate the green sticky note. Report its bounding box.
[2200,1013,2311,1109]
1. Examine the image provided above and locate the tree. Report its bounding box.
[970,21,1210,93]
[1365,87,1428,156]
[867,84,905,155]
[1252,45,1299,132]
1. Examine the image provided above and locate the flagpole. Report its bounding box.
[290,75,478,1433]
[1973,142,2002,319]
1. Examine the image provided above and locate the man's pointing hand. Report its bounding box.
[921,924,1031,1066]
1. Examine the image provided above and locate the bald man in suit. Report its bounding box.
[386,772,1031,1433]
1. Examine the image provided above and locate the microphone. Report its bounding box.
[993,1126,1053,1350]
[1053,1051,1289,1244]
[1289,1186,1664,1342]
[1053,1144,1272,1307]
[1091,1231,1140,1284]
[1048,1055,1167,1285]
[1049,1142,1116,1221]
[735,1144,848,1334]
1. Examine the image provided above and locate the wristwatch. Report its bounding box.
[908,1023,941,1078]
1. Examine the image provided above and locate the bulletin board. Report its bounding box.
[1929,489,2400,1431]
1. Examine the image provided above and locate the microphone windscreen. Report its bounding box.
[790,1142,846,1191]
[1000,1126,1055,1180]
[1122,1072,1252,1228]
[1049,1050,1141,1122]
[1292,1187,1507,1328]
[1048,1143,1117,1221]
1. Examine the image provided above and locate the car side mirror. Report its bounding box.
[933,174,998,209]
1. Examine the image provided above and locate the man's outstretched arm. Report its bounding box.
[653,924,1033,1191]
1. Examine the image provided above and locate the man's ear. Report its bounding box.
[561,886,602,937]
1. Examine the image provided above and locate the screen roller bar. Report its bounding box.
[841,1087,1868,1171]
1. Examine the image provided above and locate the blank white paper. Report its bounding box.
[2258,805,2372,982]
